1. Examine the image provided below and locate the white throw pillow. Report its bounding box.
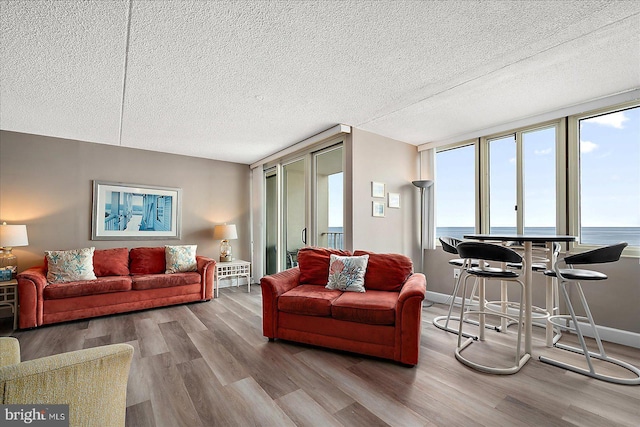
[46,247,97,283]
[325,254,369,292]
[165,245,198,273]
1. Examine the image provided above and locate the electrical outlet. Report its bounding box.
[453,268,461,280]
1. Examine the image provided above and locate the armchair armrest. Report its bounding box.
[0,343,133,427]
[0,337,20,367]
[261,267,301,338]
[398,273,427,304]
[16,266,48,329]
[196,256,216,300]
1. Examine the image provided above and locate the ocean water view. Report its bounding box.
[436,227,640,246]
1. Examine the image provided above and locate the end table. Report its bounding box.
[214,260,251,298]
[0,279,18,330]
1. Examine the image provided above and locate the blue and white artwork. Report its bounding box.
[92,181,181,240]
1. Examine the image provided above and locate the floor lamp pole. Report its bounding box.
[419,186,425,274]
[412,179,434,307]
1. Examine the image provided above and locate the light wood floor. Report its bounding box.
[6,285,640,427]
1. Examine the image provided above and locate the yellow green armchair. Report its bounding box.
[0,337,133,427]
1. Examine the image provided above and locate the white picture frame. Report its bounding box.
[92,180,182,240]
[388,192,400,208]
[372,201,385,217]
[371,181,385,198]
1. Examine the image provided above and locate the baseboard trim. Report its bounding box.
[426,290,640,349]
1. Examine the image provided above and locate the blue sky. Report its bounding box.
[328,172,343,227]
[580,107,639,227]
[436,106,639,228]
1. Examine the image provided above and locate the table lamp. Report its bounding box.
[0,222,29,280]
[213,224,238,262]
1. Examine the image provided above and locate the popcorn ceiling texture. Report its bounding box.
[1,0,638,164]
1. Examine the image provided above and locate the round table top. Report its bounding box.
[463,234,576,243]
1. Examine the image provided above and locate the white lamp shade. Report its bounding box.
[0,223,29,247]
[213,224,238,240]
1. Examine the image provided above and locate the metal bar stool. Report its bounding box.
[539,242,640,385]
[433,237,496,339]
[506,242,561,342]
[455,241,530,374]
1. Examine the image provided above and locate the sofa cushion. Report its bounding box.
[326,254,369,293]
[278,285,342,317]
[44,276,132,300]
[131,272,201,290]
[45,247,97,284]
[298,247,351,286]
[353,250,413,292]
[331,290,398,325]
[130,247,165,275]
[93,247,130,277]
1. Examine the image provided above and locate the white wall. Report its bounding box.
[349,128,421,266]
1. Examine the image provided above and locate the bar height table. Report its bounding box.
[464,234,576,357]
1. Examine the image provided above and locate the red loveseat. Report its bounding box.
[261,248,427,366]
[16,247,215,329]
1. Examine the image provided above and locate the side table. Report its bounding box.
[214,260,251,298]
[0,279,18,330]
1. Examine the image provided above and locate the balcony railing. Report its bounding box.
[322,232,344,250]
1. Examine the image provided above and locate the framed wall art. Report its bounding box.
[371,181,385,198]
[372,201,385,217]
[91,180,182,240]
[388,192,400,208]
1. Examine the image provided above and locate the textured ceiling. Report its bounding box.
[1,0,639,164]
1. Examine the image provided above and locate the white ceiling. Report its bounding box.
[1,1,639,165]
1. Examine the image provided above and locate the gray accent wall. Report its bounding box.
[0,130,251,274]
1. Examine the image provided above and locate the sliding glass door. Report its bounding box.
[264,168,278,275]
[283,159,307,269]
[314,146,343,250]
[263,143,344,273]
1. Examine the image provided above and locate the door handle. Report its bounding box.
[302,228,307,245]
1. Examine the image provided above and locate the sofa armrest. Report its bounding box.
[395,273,427,365]
[260,267,301,338]
[196,256,216,300]
[17,266,48,329]
[261,267,301,297]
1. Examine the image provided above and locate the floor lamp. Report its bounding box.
[412,180,434,307]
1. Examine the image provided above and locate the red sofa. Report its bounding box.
[261,248,426,366]
[16,247,215,329]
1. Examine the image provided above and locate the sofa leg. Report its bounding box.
[399,362,416,368]
[267,338,275,342]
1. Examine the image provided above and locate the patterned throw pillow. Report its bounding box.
[45,247,97,284]
[325,254,369,293]
[165,245,198,274]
